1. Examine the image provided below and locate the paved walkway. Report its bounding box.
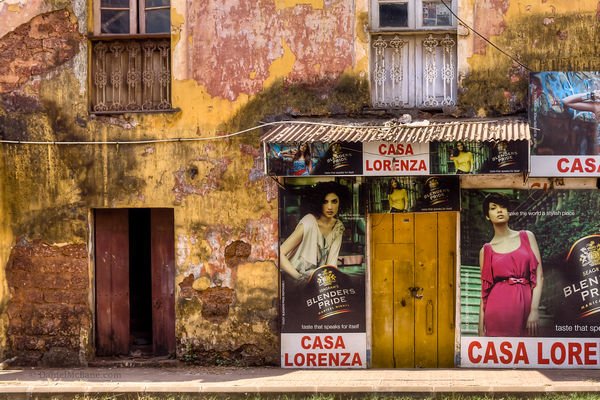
[1,367,600,396]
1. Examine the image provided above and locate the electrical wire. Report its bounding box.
[439,0,531,72]
[0,7,530,148]
[0,121,283,146]
[0,118,509,146]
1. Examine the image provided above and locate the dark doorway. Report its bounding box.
[95,208,175,357]
[129,209,153,355]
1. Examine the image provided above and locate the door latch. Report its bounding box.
[408,286,423,299]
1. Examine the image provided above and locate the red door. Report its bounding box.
[95,209,130,356]
[151,208,176,355]
[95,208,175,356]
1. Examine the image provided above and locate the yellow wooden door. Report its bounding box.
[371,212,456,368]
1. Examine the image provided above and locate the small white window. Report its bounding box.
[371,0,456,30]
[370,0,457,108]
[378,1,411,28]
[371,34,456,108]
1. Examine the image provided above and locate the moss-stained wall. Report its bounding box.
[459,0,600,116]
[0,0,371,366]
[0,125,10,362]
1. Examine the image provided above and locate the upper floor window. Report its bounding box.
[371,0,455,30]
[90,0,172,113]
[94,0,170,35]
[370,0,457,109]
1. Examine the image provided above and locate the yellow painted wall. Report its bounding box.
[459,0,600,115]
[0,136,12,360]
[0,0,370,365]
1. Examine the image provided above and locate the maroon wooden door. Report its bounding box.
[95,209,130,356]
[150,208,176,355]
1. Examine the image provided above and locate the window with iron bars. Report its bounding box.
[370,0,457,108]
[90,0,172,113]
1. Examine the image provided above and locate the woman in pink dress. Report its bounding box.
[478,193,544,337]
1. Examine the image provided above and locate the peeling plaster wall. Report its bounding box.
[0,140,11,361]
[185,0,355,101]
[459,0,600,116]
[0,0,49,37]
[170,0,368,133]
[0,10,83,93]
[1,0,376,367]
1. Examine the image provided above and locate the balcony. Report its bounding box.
[371,33,457,108]
[91,38,172,114]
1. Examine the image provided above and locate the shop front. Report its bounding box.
[262,119,534,369]
[453,71,600,369]
[459,180,600,369]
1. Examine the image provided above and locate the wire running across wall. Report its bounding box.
[439,0,531,72]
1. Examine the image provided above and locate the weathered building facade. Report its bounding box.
[1,0,599,367]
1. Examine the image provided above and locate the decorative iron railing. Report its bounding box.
[372,33,456,108]
[91,38,171,113]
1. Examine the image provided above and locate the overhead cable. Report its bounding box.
[439,0,531,72]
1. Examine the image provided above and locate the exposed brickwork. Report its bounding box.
[224,240,251,268]
[0,9,82,93]
[5,240,90,366]
[199,287,235,323]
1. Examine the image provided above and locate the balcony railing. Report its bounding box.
[91,38,172,113]
[372,33,457,108]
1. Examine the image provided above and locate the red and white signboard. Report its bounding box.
[462,337,600,368]
[363,142,429,176]
[529,72,600,177]
[530,156,600,177]
[281,333,366,368]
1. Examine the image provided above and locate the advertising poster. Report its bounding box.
[368,176,459,213]
[266,142,363,176]
[279,178,366,368]
[363,141,429,175]
[460,189,600,368]
[529,71,600,176]
[430,141,529,175]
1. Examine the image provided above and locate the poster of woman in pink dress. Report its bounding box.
[478,193,544,337]
[461,189,600,339]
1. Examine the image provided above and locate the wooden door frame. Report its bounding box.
[93,208,176,357]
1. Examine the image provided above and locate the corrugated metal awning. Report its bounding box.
[261,119,530,143]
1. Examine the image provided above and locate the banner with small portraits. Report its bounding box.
[460,189,600,368]
[368,176,460,213]
[266,142,363,176]
[430,140,529,175]
[266,139,528,177]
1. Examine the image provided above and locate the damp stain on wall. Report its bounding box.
[461,0,599,115]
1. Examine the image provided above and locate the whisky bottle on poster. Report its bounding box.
[563,235,600,324]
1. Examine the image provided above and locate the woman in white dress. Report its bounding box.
[280,182,349,281]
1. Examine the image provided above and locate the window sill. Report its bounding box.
[88,33,171,41]
[369,27,457,34]
[90,108,181,116]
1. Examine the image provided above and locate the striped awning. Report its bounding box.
[261,119,530,143]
